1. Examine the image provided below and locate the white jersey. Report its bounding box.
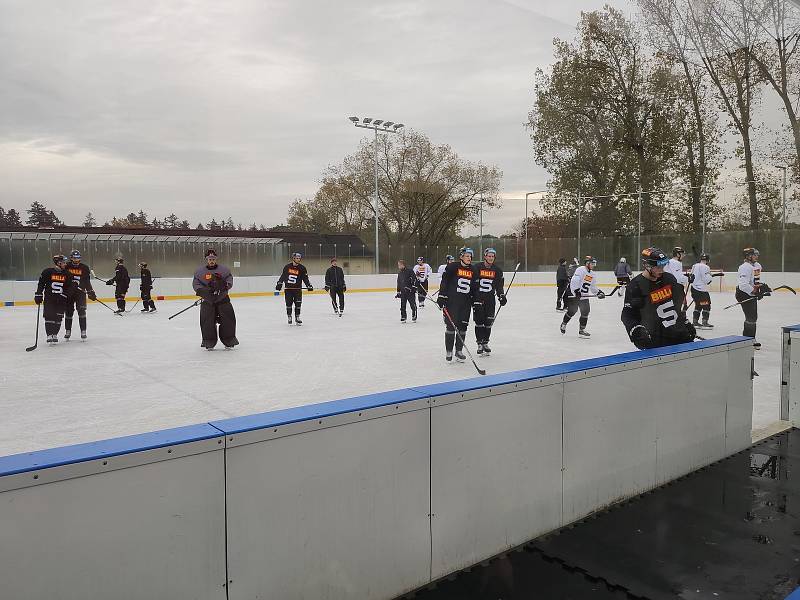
[437,264,447,275]
[413,263,432,282]
[690,263,713,292]
[570,266,599,297]
[737,261,762,295]
[665,257,688,286]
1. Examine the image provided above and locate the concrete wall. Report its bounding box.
[0,337,753,599]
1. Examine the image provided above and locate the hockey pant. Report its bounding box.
[329,287,344,313]
[140,286,155,310]
[285,289,303,318]
[556,280,569,309]
[691,288,711,323]
[200,297,238,348]
[736,288,758,338]
[616,276,631,285]
[115,286,128,311]
[400,290,417,320]
[64,293,87,332]
[473,295,496,343]
[417,279,429,304]
[43,300,65,336]
[443,300,471,352]
[563,296,590,330]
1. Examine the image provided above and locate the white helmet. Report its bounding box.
[620,257,626,263]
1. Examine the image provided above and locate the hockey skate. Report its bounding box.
[412,313,417,323]
[560,322,567,334]
[46,334,57,344]
[578,329,591,337]
[455,350,466,362]
[295,317,303,326]
[476,343,484,354]
[401,317,407,324]
[64,330,71,340]
[287,316,293,325]
[81,330,87,341]
[445,351,453,363]
[699,320,714,329]
[482,343,492,354]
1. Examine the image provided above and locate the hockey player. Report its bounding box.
[556,258,569,311]
[736,247,770,349]
[395,260,418,323]
[560,256,604,337]
[324,257,346,316]
[413,257,432,307]
[139,262,156,312]
[437,255,455,276]
[614,257,632,296]
[192,248,238,350]
[473,248,507,354]
[689,254,714,329]
[64,250,96,340]
[35,255,77,343]
[106,257,130,313]
[437,247,477,362]
[621,247,696,349]
[665,246,689,286]
[276,252,312,325]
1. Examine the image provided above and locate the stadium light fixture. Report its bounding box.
[347,115,407,274]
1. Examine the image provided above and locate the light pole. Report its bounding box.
[348,116,405,273]
[523,191,547,272]
[776,165,789,273]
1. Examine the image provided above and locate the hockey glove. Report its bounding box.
[498,293,507,306]
[87,290,97,301]
[685,320,697,341]
[758,283,772,297]
[688,273,695,284]
[395,292,401,299]
[629,325,652,350]
[437,294,448,309]
[34,293,43,305]
[275,282,283,291]
[596,290,606,299]
[307,286,314,292]
[324,286,330,292]
[105,279,114,285]
[343,286,347,292]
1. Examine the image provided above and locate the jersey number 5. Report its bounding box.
[656,300,678,327]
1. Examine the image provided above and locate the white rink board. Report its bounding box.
[0,337,753,600]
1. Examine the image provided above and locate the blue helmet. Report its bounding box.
[69,250,81,260]
[459,247,474,258]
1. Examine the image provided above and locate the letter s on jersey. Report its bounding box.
[656,300,678,327]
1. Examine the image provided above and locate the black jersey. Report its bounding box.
[439,261,476,300]
[621,272,692,348]
[474,262,504,298]
[108,264,130,289]
[36,267,75,302]
[278,262,311,290]
[65,262,93,293]
[140,268,153,288]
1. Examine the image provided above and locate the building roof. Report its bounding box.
[0,226,374,255]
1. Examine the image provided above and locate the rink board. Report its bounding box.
[0,336,753,600]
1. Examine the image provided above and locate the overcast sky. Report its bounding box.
[0,0,788,236]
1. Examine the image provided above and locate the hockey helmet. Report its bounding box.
[52,254,67,266]
[204,248,217,258]
[445,254,455,262]
[641,247,669,268]
[483,247,497,256]
[619,257,626,263]
[743,247,759,259]
[700,253,710,262]
[583,255,597,266]
[138,261,148,268]
[672,246,684,257]
[417,256,424,262]
[291,251,302,260]
[115,256,124,263]
[459,247,474,258]
[69,250,82,260]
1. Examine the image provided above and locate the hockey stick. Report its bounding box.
[443,306,486,376]
[126,299,141,313]
[723,285,797,310]
[168,298,201,320]
[25,304,41,352]
[492,262,521,322]
[608,285,621,297]
[91,296,122,315]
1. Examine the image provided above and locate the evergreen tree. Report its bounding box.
[83,212,97,227]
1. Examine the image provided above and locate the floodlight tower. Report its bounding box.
[348,116,405,273]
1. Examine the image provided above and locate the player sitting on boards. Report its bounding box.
[621,247,696,350]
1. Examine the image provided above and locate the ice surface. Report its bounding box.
[0,286,792,456]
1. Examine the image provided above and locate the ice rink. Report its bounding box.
[0,285,794,456]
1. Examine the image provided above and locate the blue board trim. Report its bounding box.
[0,336,750,478]
[786,587,800,600]
[0,423,223,477]
[782,324,800,332]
